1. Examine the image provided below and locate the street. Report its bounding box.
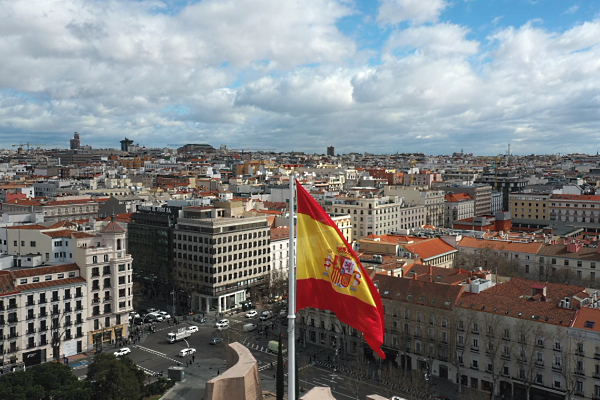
[71,309,454,399]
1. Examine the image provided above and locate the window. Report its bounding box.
[45,275,52,281]
[30,241,36,247]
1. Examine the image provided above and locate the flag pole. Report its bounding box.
[287,173,296,400]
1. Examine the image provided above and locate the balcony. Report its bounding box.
[65,335,72,341]
[552,364,562,372]
[7,318,18,324]
[92,311,100,316]
[594,352,600,360]
[27,342,36,349]
[91,272,100,278]
[64,321,72,327]
[92,298,100,304]
[63,295,72,300]
[75,292,83,298]
[7,303,18,310]
[76,319,83,325]
[91,286,100,291]
[64,308,71,313]
[501,353,511,360]
[76,332,84,338]
[39,326,47,332]
[26,329,36,335]
[575,369,586,376]
[103,270,111,276]
[38,312,47,318]
[103,296,112,302]
[27,314,35,320]
[39,340,47,346]
[8,333,19,339]
[535,360,544,367]
[75,305,83,311]
[39,299,47,304]
[51,297,60,303]
[26,301,36,306]
[51,309,60,316]
[103,284,112,289]
[5,346,19,354]
[471,346,480,352]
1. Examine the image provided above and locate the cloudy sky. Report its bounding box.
[1,0,599,155]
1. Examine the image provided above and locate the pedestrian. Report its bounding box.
[192,355,195,362]
[217,369,220,375]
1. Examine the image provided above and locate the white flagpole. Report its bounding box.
[287,173,296,400]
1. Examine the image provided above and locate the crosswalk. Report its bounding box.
[134,345,180,364]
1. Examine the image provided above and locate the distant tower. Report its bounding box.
[120,137,134,152]
[327,146,335,156]
[70,132,81,150]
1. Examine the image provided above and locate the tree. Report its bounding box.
[451,307,477,394]
[0,362,90,400]
[480,312,506,399]
[454,245,524,278]
[512,320,547,400]
[276,333,285,400]
[341,352,369,400]
[86,352,146,400]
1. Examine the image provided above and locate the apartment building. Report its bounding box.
[378,273,600,400]
[444,193,474,228]
[0,263,87,373]
[324,195,425,239]
[549,194,600,223]
[270,226,291,279]
[72,219,133,351]
[1,222,78,264]
[384,186,445,228]
[475,174,528,211]
[434,183,492,217]
[173,215,271,314]
[509,192,550,221]
[1,198,101,222]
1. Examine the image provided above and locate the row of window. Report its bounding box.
[19,271,77,285]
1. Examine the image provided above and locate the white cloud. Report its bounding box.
[377,0,449,26]
[564,5,580,15]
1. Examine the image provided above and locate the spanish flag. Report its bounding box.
[296,181,385,359]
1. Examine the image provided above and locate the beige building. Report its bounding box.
[72,219,133,351]
[1,197,101,222]
[509,192,550,221]
[384,186,445,228]
[324,195,425,240]
[173,215,271,313]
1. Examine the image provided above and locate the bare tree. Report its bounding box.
[451,307,477,394]
[512,320,547,400]
[481,312,506,399]
[454,244,524,278]
[341,353,370,400]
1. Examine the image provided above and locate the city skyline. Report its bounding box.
[1,0,599,155]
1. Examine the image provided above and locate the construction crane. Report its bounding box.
[12,142,48,151]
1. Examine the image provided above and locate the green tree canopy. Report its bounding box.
[0,362,90,400]
[86,352,146,400]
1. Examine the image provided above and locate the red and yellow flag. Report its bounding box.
[295,181,385,359]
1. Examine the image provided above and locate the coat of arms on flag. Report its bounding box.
[323,245,362,291]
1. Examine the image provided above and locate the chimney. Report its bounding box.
[429,265,433,277]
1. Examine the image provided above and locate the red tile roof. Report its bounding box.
[10,263,79,278]
[18,276,86,291]
[572,307,600,332]
[458,236,543,254]
[376,274,464,310]
[403,238,457,260]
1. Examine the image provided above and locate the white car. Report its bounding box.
[114,347,131,357]
[245,310,258,318]
[159,311,171,319]
[187,326,199,333]
[178,348,196,357]
[215,319,229,328]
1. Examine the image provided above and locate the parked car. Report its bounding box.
[243,323,257,332]
[245,310,258,318]
[209,337,223,345]
[147,308,157,313]
[178,348,196,357]
[148,312,164,322]
[279,309,287,317]
[215,319,229,328]
[114,347,131,357]
[187,326,199,333]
